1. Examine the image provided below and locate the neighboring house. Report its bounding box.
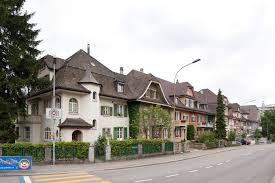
[240,105,260,134]
[258,102,275,115]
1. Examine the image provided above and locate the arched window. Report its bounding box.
[92,92,97,100]
[44,127,51,140]
[72,130,82,141]
[69,98,78,113]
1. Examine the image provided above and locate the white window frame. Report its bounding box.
[163,128,168,139]
[117,127,123,139]
[175,111,181,120]
[175,127,181,137]
[117,83,124,93]
[118,104,123,116]
[69,98,78,114]
[192,115,196,122]
[44,127,51,141]
[102,128,111,137]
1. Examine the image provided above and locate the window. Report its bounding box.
[101,106,112,116]
[102,128,111,137]
[163,128,168,139]
[175,111,181,120]
[117,83,124,93]
[152,127,161,138]
[192,115,196,122]
[92,119,96,128]
[189,99,193,108]
[183,115,189,121]
[118,104,123,116]
[175,127,181,137]
[145,88,158,99]
[69,98,78,113]
[118,128,123,139]
[44,100,51,113]
[31,102,39,115]
[44,127,51,140]
[23,127,30,140]
[198,115,202,122]
[92,92,97,100]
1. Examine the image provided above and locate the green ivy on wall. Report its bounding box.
[128,102,140,139]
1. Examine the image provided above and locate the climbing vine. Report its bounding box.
[128,102,140,139]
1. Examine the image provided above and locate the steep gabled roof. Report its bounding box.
[41,55,65,70]
[240,105,259,122]
[79,68,99,84]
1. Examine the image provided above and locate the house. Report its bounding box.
[17,50,130,143]
[240,105,260,134]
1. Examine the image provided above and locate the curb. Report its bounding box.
[0,146,243,177]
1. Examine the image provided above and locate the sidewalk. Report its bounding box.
[0,145,246,176]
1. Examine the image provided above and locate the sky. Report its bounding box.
[24,0,275,107]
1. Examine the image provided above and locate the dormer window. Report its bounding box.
[117,83,124,93]
[145,88,158,99]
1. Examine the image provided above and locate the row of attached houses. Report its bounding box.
[16,49,260,144]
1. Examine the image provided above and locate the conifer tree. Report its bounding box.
[215,89,226,139]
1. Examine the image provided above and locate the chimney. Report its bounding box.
[140,68,144,73]
[120,67,124,74]
[87,43,90,55]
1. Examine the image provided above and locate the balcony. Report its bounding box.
[17,115,42,124]
[175,120,187,127]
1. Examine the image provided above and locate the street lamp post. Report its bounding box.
[52,57,56,165]
[173,59,201,154]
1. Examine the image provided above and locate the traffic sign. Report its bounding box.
[46,108,62,119]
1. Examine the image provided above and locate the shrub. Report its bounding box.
[204,140,218,149]
[197,131,216,143]
[254,129,262,140]
[94,136,108,156]
[270,134,275,142]
[187,125,195,140]
[228,131,236,141]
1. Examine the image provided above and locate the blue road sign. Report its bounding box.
[0,156,32,170]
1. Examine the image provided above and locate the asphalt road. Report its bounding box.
[1,144,275,183]
[94,144,275,183]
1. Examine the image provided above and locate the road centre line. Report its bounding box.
[217,163,223,166]
[225,160,231,163]
[188,170,199,173]
[135,179,153,182]
[165,174,179,178]
[205,166,213,169]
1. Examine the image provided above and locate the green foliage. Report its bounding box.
[270,134,275,142]
[204,140,218,149]
[215,89,226,139]
[0,0,49,143]
[241,132,247,139]
[254,129,262,140]
[1,142,89,161]
[187,125,195,140]
[94,136,107,156]
[139,105,171,139]
[128,102,140,139]
[1,142,45,161]
[228,131,236,141]
[261,110,275,138]
[197,131,216,143]
[52,141,89,160]
[110,139,170,156]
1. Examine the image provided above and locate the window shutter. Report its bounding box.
[101,106,104,115]
[124,105,128,117]
[124,127,128,139]
[113,127,118,139]
[114,104,118,116]
[109,107,113,116]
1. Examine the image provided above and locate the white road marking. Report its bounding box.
[188,170,199,173]
[225,160,231,163]
[165,174,179,178]
[205,166,213,169]
[24,176,32,183]
[135,179,153,182]
[242,152,252,156]
[217,163,223,166]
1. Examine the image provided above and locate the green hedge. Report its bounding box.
[0,141,89,161]
[110,139,138,156]
[111,139,170,156]
[204,140,218,149]
[197,132,216,143]
[1,143,45,161]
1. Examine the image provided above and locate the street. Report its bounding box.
[1,144,275,183]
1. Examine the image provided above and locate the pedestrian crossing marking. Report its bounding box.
[34,174,96,182]
[50,177,103,183]
[33,172,87,179]
[95,182,112,183]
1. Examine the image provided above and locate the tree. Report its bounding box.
[215,89,226,139]
[139,105,171,139]
[0,0,45,143]
[253,129,262,140]
[228,131,236,141]
[261,110,275,139]
[187,125,195,140]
